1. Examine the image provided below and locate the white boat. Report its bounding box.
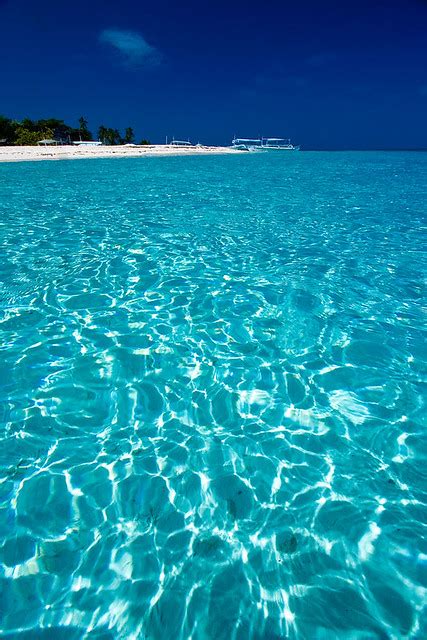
[72,140,102,146]
[262,138,300,151]
[231,138,264,151]
[231,137,300,151]
[170,139,193,147]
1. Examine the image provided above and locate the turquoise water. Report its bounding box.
[0,152,426,639]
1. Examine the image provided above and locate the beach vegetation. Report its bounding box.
[78,116,92,141]
[0,116,81,145]
[98,125,108,144]
[124,127,135,144]
[0,115,145,146]
[0,115,16,143]
[13,125,55,146]
[98,125,139,145]
[98,126,122,145]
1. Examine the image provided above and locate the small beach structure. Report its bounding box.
[37,139,58,146]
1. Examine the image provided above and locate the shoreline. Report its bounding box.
[0,144,242,163]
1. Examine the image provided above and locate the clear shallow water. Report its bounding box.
[0,152,426,639]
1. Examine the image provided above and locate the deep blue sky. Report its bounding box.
[1,0,426,148]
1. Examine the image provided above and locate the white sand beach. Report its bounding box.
[0,144,242,163]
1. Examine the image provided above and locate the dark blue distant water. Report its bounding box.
[0,152,426,639]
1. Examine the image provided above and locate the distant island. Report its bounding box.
[0,115,150,146]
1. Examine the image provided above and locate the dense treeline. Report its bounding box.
[0,116,150,146]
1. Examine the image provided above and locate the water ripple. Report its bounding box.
[0,153,426,639]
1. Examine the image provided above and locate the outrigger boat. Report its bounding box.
[262,137,300,150]
[231,138,265,151]
[231,137,300,151]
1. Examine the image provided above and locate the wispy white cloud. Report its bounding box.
[99,29,161,66]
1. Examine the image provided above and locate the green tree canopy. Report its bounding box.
[78,116,92,141]
[98,126,122,145]
[14,126,54,146]
[98,125,108,144]
[0,116,16,142]
[0,115,146,146]
[124,127,135,144]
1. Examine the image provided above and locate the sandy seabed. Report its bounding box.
[0,144,242,163]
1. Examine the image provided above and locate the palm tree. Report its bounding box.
[78,116,92,141]
[98,125,108,144]
[124,127,135,144]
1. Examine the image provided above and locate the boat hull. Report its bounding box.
[231,141,301,151]
[232,144,300,151]
[262,145,300,151]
